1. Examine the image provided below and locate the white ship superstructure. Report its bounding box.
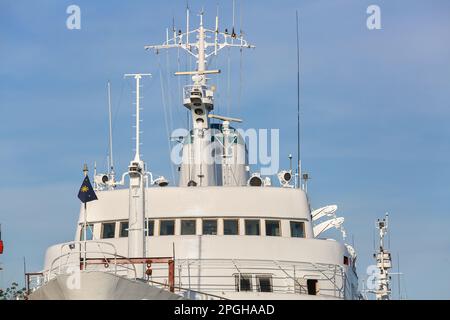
[27,10,360,300]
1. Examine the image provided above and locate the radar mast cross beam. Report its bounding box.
[144,9,255,85]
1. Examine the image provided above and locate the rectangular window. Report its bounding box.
[101,222,116,239]
[245,220,260,235]
[181,219,196,235]
[256,275,273,292]
[119,221,128,238]
[146,220,155,236]
[80,224,94,241]
[290,221,305,238]
[224,219,239,235]
[265,220,281,236]
[234,274,252,292]
[202,219,217,235]
[160,220,175,236]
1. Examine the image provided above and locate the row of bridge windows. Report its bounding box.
[80,218,306,240]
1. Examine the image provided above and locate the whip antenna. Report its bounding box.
[107,81,115,179]
[296,11,302,188]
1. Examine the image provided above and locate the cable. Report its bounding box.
[158,55,176,183]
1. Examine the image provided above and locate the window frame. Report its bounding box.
[223,219,239,235]
[234,273,253,292]
[159,220,175,236]
[265,220,281,237]
[202,219,218,235]
[119,221,129,238]
[180,219,197,235]
[101,222,116,239]
[256,274,273,293]
[244,219,260,236]
[290,221,306,238]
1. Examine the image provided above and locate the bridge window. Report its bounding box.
[160,220,175,236]
[181,219,197,235]
[223,219,239,235]
[119,221,128,237]
[101,222,116,239]
[245,220,260,235]
[202,219,217,235]
[256,275,273,292]
[290,221,305,238]
[234,274,252,292]
[265,220,281,236]
[146,220,154,236]
[80,224,94,241]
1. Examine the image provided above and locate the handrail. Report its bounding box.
[48,240,138,281]
[30,253,352,299]
[155,258,348,299]
[146,279,228,300]
[48,250,137,281]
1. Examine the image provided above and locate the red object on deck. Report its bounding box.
[0,240,4,254]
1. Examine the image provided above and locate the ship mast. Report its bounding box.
[124,73,151,278]
[145,9,254,187]
[372,213,392,300]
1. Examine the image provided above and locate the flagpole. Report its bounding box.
[83,164,88,270]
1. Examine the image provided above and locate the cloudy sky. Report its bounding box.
[1,0,449,299]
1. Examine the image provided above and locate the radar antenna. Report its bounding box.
[145,9,254,130]
[144,8,254,187]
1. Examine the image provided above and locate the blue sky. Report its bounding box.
[1,0,449,299]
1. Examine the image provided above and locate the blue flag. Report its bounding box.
[78,176,98,203]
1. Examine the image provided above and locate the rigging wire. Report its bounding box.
[165,47,175,133]
[103,79,126,173]
[158,54,176,183]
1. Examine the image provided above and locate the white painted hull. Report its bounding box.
[28,271,184,300]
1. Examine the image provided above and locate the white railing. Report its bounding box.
[26,241,137,295]
[27,246,357,300]
[145,259,354,299]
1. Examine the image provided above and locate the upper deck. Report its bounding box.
[78,186,312,223]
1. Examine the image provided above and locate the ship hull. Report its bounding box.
[28,271,184,300]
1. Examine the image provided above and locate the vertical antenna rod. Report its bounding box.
[186,5,190,46]
[397,252,401,299]
[124,73,152,161]
[107,81,115,178]
[296,11,302,189]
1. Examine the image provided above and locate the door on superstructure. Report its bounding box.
[307,279,319,295]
